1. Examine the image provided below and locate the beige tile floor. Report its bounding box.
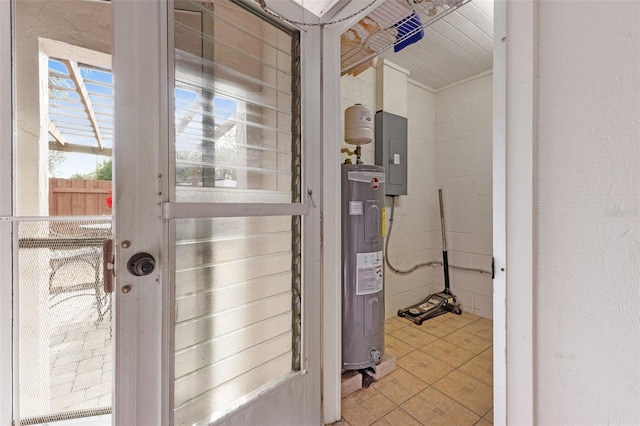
[337,312,493,426]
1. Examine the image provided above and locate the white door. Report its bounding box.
[113,1,321,424]
[0,0,321,424]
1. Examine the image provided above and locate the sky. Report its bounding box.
[49,58,238,179]
[49,58,113,178]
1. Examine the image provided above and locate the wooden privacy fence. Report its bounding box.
[49,178,112,216]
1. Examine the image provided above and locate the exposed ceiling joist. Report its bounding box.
[62,59,104,151]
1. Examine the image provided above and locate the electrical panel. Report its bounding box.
[375,111,408,196]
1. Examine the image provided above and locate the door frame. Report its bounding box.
[492,1,508,423]
[1,1,538,424]
[495,1,537,424]
[0,1,15,424]
[318,1,536,424]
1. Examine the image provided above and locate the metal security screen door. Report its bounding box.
[113,0,321,424]
[2,1,115,425]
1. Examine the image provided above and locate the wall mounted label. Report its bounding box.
[356,251,383,295]
[349,201,363,215]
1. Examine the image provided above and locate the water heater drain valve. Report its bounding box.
[370,348,382,364]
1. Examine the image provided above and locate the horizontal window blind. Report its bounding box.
[172,2,301,424]
[174,0,296,202]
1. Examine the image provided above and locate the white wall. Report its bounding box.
[385,81,439,318]
[435,73,493,318]
[534,2,640,423]
[341,68,439,319]
[340,67,377,165]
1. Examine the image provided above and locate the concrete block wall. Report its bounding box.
[384,81,439,318]
[341,70,438,319]
[340,67,376,165]
[341,66,493,320]
[435,73,493,318]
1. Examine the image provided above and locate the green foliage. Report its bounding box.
[70,172,90,180]
[95,158,112,181]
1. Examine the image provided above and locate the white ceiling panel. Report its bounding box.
[294,0,341,16]
[382,1,493,89]
[341,0,494,90]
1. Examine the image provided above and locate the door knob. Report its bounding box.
[127,252,156,276]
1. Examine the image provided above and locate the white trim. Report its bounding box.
[504,0,536,424]
[300,22,324,425]
[435,69,494,93]
[407,78,436,94]
[0,6,12,215]
[320,27,343,425]
[410,69,495,95]
[162,202,310,219]
[0,1,14,423]
[113,1,167,423]
[247,0,320,31]
[164,2,175,425]
[374,57,410,76]
[39,38,111,69]
[0,221,12,426]
[492,1,507,425]
[321,0,387,33]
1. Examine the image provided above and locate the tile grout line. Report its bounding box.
[431,368,493,418]
[365,314,494,426]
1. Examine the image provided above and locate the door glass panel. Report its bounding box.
[174,0,298,203]
[173,216,299,425]
[172,2,302,423]
[14,0,113,423]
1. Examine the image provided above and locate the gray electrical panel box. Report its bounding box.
[375,111,408,196]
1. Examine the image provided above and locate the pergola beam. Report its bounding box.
[176,95,202,134]
[47,119,67,146]
[49,141,112,157]
[62,59,104,150]
[214,112,238,140]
